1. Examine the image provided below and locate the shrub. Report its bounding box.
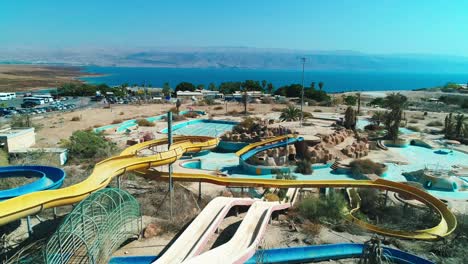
[313,109,323,112]
[295,159,313,175]
[248,107,255,111]
[213,106,224,110]
[119,111,124,115]
[136,119,155,127]
[297,192,346,222]
[71,116,81,121]
[427,120,443,127]
[413,115,425,120]
[264,193,280,202]
[61,130,116,160]
[349,159,385,176]
[0,150,8,166]
[408,119,418,124]
[111,119,122,124]
[183,112,200,118]
[204,98,215,105]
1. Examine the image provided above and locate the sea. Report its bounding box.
[81,66,468,93]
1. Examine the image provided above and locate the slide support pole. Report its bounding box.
[168,111,174,220]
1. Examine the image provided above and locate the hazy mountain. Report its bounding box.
[1,47,468,73]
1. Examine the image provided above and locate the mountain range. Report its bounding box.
[1,47,468,73]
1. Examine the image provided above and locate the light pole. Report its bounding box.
[300,57,306,127]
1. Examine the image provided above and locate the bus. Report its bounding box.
[23,97,46,105]
[31,94,54,103]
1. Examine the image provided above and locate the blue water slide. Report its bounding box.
[0,165,66,201]
[240,137,304,161]
[245,244,433,264]
[108,243,433,264]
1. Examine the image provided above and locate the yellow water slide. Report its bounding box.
[0,135,457,240]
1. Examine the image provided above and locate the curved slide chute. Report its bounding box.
[238,135,303,161]
[0,136,219,225]
[0,165,65,201]
[0,135,457,241]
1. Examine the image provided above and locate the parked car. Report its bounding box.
[21,101,39,108]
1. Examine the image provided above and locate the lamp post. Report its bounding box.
[300,57,306,127]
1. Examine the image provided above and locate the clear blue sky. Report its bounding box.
[1,0,468,55]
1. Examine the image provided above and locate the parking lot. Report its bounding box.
[0,96,95,120]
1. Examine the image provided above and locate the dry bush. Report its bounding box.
[112,119,123,124]
[409,119,418,124]
[71,116,81,121]
[407,125,421,132]
[413,115,425,120]
[136,119,155,127]
[227,109,239,115]
[264,193,280,201]
[313,109,323,112]
[248,107,255,111]
[302,220,322,236]
[213,106,224,110]
[119,111,125,115]
[93,124,103,128]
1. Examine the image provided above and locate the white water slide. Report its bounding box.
[182,201,290,264]
[154,197,255,264]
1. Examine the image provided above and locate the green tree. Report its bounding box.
[175,82,196,93]
[280,105,302,121]
[344,95,357,106]
[162,82,171,96]
[61,130,116,160]
[318,81,324,91]
[208,83,216,91]
[219,82,241,94]
[197,84,205,90]
[344,106,357,130]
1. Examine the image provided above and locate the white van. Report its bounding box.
[32,94,54,103]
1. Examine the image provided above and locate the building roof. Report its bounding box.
[0,127,35,138]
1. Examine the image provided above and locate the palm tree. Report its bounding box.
[383,93,407,142]
[280,105,302,121]
[318,81,324,91]
[370,111,385,126]
[454,113,467,138]
[175,99,181,115]
[344,106,357,130]
[261,80,267,92]
[357,92,362,114]
[267,83,274,94]
[310,82,316,90]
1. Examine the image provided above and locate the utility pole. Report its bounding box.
[300,57,306,127]
[167,111,173,220]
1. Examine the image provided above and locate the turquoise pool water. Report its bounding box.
[183,144,468,199]
[94,110,205,133]
[161,119,238,137]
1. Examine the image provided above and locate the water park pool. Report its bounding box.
[160,119,238,137]
[94,110,206,133]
